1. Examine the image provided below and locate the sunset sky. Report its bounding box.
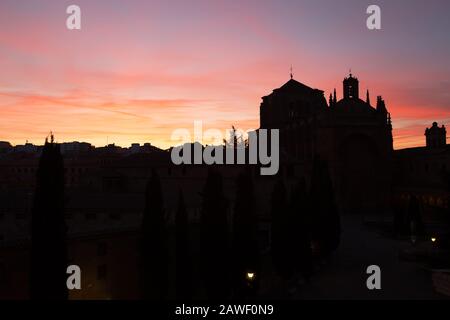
[0,0,449,149]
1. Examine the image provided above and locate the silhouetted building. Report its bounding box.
[343,73,359,99]
[60,142,93,155]
[426,122,447,149]
[394,122,449,230]
[260,73,393,213]
[0,142,12,154]
[0,75,448,300]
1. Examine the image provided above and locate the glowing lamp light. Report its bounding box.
[246,272,255,281]
[431,237,437,243]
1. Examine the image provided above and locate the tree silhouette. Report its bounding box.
[231,170,260,297]
[289,179,313,281]
[175,189,192,299]
[444,171,450,249]
[407,194,425,237]
[30,139,67,300]
[200,168,229,299]
[270,179,292,279]
[393,204,407,237]
[310,156,341,257]
[140,169,168,300]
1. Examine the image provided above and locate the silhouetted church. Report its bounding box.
[260,73,393,213]
[425,122,447,149]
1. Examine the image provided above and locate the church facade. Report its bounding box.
[260,73,394,214]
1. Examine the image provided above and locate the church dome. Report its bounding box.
[334,98,376,114]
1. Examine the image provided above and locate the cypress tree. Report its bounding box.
[175,189,191,299]
[231,170,260,297]
[310,156,340,257]
[407,194,425,236]
[289,179,313,281]
[140,169,168,300]
[200,168,229,299]
[270,179,292,279]
[445,172,450,249]
[31,138,67,300]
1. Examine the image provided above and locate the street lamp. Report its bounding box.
[246,272,255,281]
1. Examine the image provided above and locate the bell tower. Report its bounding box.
[343,72,359,99]
[425,122,447,148]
